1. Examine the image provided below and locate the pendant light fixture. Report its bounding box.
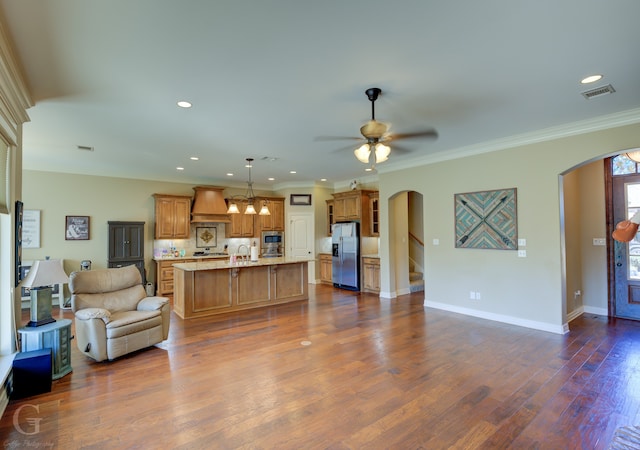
[226,158,271,216]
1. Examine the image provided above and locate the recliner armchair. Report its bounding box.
[70,265,170,362]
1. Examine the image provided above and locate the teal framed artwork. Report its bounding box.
[455,188,517,250]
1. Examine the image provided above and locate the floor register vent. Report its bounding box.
[581,84,616,99]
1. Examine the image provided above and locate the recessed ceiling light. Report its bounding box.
[365,168,373,172]
[190,156,199,161]
[290,170,297,174]
[581,74,603,84]
[268,177,275,181]
[177,101,192,108]
[226,173,234,176]
[176,167,184,171]
[320,178,327,182]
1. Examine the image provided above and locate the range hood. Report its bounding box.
[191,186,231,223]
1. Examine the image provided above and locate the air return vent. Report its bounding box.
[581,84,615,99]
[77,145,94,151]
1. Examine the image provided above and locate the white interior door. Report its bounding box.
[288,212,314,259]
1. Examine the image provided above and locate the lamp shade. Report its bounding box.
[259,201,271,216]
[22,259,69,288]
[244,202,257,215]
[227,202,240,214]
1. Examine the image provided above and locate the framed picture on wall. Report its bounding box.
[65,215,90,240]
[290,194,312,205]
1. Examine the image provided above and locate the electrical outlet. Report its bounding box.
[433,238,440,245]
[518,238,526,247]
[592,238,606,246]
[518,250,527,257]
[476,292,481,300]
[470,291,476,300]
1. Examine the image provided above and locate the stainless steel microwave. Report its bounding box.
[261,231,284,257]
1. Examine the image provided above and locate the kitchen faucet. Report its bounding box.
[237,244,250,264]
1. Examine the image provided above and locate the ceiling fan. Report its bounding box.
[317,87,438,165]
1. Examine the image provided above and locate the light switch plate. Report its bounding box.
[518,250,527,257]
[518,238,526,247]
[593,238,606,246]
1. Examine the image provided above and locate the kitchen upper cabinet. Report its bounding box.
[326,199,334,235]
[331,190,377,236]
[153,194,191,239]
[257,197,285,232]
[227,200,255,237]
[369,192,379,237]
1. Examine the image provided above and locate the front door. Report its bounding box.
[611,163,640,320]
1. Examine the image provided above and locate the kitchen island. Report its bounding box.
[172,257,309,319]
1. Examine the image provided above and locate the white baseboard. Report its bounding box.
[424,300,567,335]
[583,305,608,316]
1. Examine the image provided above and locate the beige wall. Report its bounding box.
[377,122,640,333]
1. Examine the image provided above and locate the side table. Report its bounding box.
[18,318,72,380]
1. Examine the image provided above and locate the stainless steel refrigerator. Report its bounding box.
[332,222,360,291]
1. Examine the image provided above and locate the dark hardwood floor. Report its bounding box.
[2,284,640,449]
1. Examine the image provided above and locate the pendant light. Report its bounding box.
[226,158,271,216]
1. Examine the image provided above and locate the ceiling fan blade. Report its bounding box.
[314,135,363,142]
[390,144,413,155]
[387,129,438,142]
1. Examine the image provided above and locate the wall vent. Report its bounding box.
[77,145,94,151]
[581,84,616,99]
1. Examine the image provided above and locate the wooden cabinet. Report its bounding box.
[228,200,256,237]
[257,197,285,232]
[326,199,334,235]
[369,192,379,237]
[108,221,145,281]
[319,253,332,284]
[156,258,196,296]
[362,257,380,293]
[153,194,191,239]
[331,190,377,236]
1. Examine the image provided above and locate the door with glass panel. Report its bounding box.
[611,155,640,320]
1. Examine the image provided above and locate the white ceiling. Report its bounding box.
[2,1,640,188]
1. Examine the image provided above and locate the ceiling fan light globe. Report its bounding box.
[374,143,390,163]
[354,144,371,163]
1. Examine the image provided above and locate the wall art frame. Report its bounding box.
[455,188,517,250]
[65,215,90,240]
[290,194,312,206]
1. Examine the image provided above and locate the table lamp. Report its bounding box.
[21,258,69,327]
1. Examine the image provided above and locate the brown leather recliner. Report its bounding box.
[69,265,170,362]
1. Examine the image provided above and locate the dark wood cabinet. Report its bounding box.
[108,221,145,282]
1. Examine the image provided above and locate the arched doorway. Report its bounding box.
[387,190,424,297]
